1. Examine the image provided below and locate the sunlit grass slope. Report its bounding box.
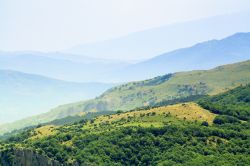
[88,102,215,128]
[30,125,57,140]
[22,102,214,141]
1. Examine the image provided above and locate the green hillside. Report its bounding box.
[41,60,250,120]
[1,60,250,135]
[1,87,250,165]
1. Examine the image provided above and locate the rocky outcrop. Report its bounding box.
[0,149,60,166]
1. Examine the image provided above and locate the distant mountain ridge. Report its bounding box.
[1,32,250,83]
[105,32,250,81]
[65,11,250,61]
[0,52,129,82]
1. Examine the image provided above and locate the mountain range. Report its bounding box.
[1,6,250,166]
[108,32,250,81]
[1,60,249,134]
[1,31,250,133]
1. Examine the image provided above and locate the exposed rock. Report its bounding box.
[0,148,61,166]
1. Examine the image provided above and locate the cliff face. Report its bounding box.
[0,149,60,166]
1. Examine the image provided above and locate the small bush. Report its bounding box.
[201,121,209,126]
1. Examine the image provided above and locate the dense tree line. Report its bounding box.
[198,84,250,121]
[2,119,249,165]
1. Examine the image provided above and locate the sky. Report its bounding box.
[1,0,250,52]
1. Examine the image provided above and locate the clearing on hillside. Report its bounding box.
[90,102,216,127]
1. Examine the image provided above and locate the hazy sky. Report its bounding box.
[1,0,250,52]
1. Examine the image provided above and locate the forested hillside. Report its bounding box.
[198,84,250,120]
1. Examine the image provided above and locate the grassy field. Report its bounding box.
[78,102,216,135]
[30,125,57,140]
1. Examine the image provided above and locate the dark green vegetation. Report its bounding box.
[213,115,241,125]
[2,122,249,165]
[0,85,250,165]
[198,84,250,121]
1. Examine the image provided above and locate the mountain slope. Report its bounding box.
[106,32,250,81]
[50,60,250,116]
[66,11,250,61]
[0,70,114,124]
[4,60,249,133]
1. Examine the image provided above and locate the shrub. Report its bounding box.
[201,121,209,126]
[213,115,240,125]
